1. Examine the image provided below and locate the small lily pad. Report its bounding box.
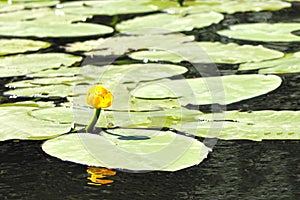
[42,129,210,171]
[218,23,300,42]
[0,102,72,141]
[164,0,290,15]
[64,34,194,55]
[28,67,81,78]
[0,8,113,38]
[239,52,300,74]
[116,12,224,35]
[56,0,170,16]
[178,110,300,141]
[0,0,59,12]
[0,39,50,55]
[0,53,82,78]
[131,74,282,105]
[129,42,284,64]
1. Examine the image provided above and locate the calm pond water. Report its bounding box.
[0,2,300,200]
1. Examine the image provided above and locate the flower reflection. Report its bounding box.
[87,166,116,186]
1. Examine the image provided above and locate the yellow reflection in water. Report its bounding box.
[87,166,117,186]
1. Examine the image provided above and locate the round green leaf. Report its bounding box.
[218,23,300,42]
[164,0,290,15]
[0,0,59,12]
[116,12,224,35]
[239,52,300,74]
[0,53,82,78]
[129,42,284,64]
[178,110,300,141]
[42,129,210,171]
[131,74,282,105]
[56,0,170,16]
[0,102,71,141]
[0,39,50,55]
[65,34,194,55]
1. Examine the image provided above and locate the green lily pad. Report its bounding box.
[0,39,50,55]
[81,63,187,86]
[177,110,300,141]
[42,129,210,171]
[164,0,290,15]
[29,107,74,124]
[0,102,72,141]
[6,76,89,88]
[0,0,59,12]
[239,52,300,74]
[64,34,194,55]
[0,53,82,78]
[218,23,300,42]
[129,42,284,64]
[0,8,113,37]
[28,67,81,78]
[131,74,282,105]
[56,0,171,16]
[116,12,224,35]
[4,84,75,98]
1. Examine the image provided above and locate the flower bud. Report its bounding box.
[86,85,113,109]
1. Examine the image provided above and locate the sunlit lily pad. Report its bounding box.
[164,0,290,15]
[218,23,300,42]
[0,102,72,141]
[42,129,210,171]
[4,84,74,98]
[64,34,194,55]
[0,8,113,37]
[56,0,171,16]
[129,42,284,64]
[116,12,224,35]
[80,63,187,87]
[239,52,300,74]
[131,74,282,105]
[178,110,300,141]
[0,39,50,55]
[0,0,59,12]
[28,67,81,78]
[0,53,82,78]
[6,76,88,88]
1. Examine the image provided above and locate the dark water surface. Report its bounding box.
[0,2,300,200]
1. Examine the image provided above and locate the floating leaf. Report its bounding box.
[239,52,300,74]
[56,0,172,16]
[164,0,290,15]
[0,102,71,141]
[129,42,284,64]
[218,23,300,42]
[64,34,194,55]
[131,74,282,105]
[177,110,300,141]
[116,12,224,35]
[0,39,50,55]
[28,67,81,78]
[0,0,59,12]
[0,53,82,78]
[42,129,210,171]
[6,76,89,88]
[0,8,113,38]
[4,84,74,98]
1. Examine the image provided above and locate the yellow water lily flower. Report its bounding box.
[86,85,113,109]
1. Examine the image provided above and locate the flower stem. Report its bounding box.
[85,108,101,133]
